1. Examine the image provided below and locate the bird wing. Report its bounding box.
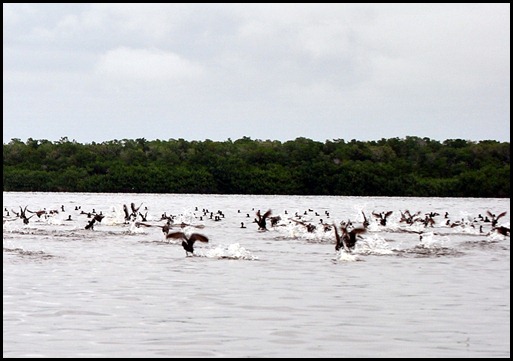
[340,235,350,253]
[496,211,507,220]
[262,209,272,219]
[166,232,186,240]
[492,226,510,236]
[292,219,306,226]
[384,211,393,219]
[349,227,367,236]
[335,224,351,252]
[189,233,209,243]
[333,223,341,250]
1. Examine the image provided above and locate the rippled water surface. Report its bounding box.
[3,192,510,357]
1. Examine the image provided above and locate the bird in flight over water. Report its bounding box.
[166,231,209,256]
[333,222,367,253]
[254,209,272,230]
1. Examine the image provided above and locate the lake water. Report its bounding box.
[3,192,510,358]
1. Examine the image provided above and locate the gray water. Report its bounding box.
[3,192,510,358]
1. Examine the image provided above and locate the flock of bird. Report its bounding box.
[3,201,510,257]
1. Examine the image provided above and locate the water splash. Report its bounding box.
[396,231,465,258]
[419,231,449,248]
[356,234,394,255]
[335,250,361,262]
[128,221,148,234]
[201,243,258,260]
[487,231,508,242]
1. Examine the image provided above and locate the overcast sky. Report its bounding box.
[3,3,510,144]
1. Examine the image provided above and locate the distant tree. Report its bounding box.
[2,136,510,197]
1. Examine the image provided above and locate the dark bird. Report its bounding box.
[254,209,272,230]
[490,225,510,236]
[17,206,35,224]
[372,211,393,226]
[269,215,282,227]
[93,213,105,223]
[487,211,507,227]
[134,221,154,228]
[319,219,332,232]
[123,204,131,222]
[26,208,47,218]
[291,218,316,232]
[400,210,421,225]
[85,218,96,230]
[361,211,370,228]
[131,202,143,215]
[134,220,173,235]
[17,206,29,219]
[161,221,172,235]
[85,212,104,229]
[166,232,209,256]
[22,214,36,224]
[421,214,436,228]
[333,222,367,252]
[139,211,148,222]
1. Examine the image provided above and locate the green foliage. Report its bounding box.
[3,136,510,197]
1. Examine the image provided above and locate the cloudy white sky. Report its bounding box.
[3,3,510,144]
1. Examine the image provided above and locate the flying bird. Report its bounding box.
[490,225,510,236]
[254,209,272,230]
[361,211,370,228]
[166,231,209,256]
[487,211,507,227]
[372,211,393,226]
[131,202,143,215]
[291,218,317,232]
[123,204,132,222]
[333,222,367,252]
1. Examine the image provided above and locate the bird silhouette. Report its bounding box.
[166,232,209,256]
[487,211,507,227]
[254,209,272,230]
[131,202,143,214]
[123,204,132,222]
[291,218,316,232]
[490,225,510,236]
[333,222,367,252]
[93,213,105,222]
[26,208,47,218]
[399,210,421,225]
[372,211,393,226]
[85,218,96,230]
[84,213,105,230]
[361,211,370,228]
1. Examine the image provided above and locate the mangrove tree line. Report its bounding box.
[3,136,510,197]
